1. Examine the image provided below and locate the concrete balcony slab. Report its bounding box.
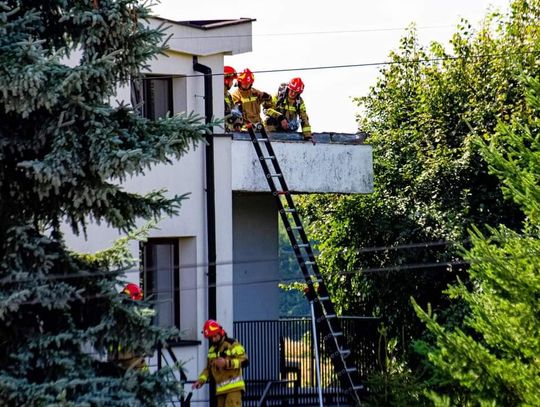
[231,132,373,194]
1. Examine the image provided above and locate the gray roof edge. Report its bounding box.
[151,16,255,30]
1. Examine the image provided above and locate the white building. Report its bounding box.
[64,16,373,403]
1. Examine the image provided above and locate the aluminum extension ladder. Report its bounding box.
[246,124,364,406]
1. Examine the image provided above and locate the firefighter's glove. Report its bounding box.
[192,380,204,389]
[288,119,299,132]
[279,118,289,131]
[231,108,242,119]
[213,357,227,369]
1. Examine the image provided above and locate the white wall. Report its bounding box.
[232,140,374,194]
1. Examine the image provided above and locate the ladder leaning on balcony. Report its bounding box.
[246,124,364,406]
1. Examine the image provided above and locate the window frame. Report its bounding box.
[140,238,181,329]
[131,75,174,120]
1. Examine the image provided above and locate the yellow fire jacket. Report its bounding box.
[198,336,248,395]
[231,87,271,125]
[264,94,312,138]
[225,88,234,116]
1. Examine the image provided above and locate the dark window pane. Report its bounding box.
[141,239,180,328]
[131,76,173,119]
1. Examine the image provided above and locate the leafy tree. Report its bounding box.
[298,0,540,346]
[0,1,208,405]
[278,220,309,317]
[413,75,540,406]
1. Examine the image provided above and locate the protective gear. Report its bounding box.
[230,107,242,119]
[263,83,312,139]
[122,283,143,301]
[237,68,255,89]
[224,66,237,78]
[231,86,271,126]
[213,357,227,369]
[195,335,248,397]
[224,66,237,91]
[287,77,305,94]
[203,319,225,338]
[287,118,299,131]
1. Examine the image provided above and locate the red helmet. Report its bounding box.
[224,65,237,78]
[224,66,237,89]
[287,77,304,94]
[202,319,225,338]
[122,283,143,301]
[237,68,255,89]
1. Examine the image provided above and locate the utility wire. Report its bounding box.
[168,24,456,40]
[133,49,540,80]
[0,238,467,286]
[3,249,538,292]
[4,248,539,306]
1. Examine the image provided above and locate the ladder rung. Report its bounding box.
[291,226,303,230]
[304,261,315,265]
[260,156,275,160]
[273,190,289,196]
[353,385,364,390]
[255,138,269,142]
[340,349,351,358]
[319,295,329,300]
[296,243,309,248]
[282,208,296,213]
[267,173,282,178]
[337,366,358,377]
[326,313,336,319]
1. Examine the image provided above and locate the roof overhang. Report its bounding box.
[149,17,255,56]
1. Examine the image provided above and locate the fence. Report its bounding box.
[234,317,380,405]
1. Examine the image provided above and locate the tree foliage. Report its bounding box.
[413,75,540,406]
[0,1,208,405]
[298,0,540,344]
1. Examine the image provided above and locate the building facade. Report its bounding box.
[64,16,373,403]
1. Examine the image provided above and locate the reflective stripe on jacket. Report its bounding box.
[224,89,234,116]
[231,87,271,125]
[197,336,248,395]
[264,95,312,137]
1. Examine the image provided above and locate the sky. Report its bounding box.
[152,0,512,133]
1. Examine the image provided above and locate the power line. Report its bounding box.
[4,248,539,306]
[168,24,456,40]
[0,238,467,286]
[133,50,540,80]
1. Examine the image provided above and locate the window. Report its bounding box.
[140,237,198,339]
[131,75,173,119]
[141,238,180,328]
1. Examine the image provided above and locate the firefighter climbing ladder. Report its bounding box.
[246,124,364,406]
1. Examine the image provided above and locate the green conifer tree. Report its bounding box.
[413,75,540,405]
[0,1,208,405]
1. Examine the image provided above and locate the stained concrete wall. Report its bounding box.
[232,193,279,321]
[231,138,373,194]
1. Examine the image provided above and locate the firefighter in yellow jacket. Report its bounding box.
[231,68,271,128]
[264,77,313,141]
[192,319,248,407]
[224,66,242,132]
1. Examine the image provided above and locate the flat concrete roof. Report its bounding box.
[230,131,368,144]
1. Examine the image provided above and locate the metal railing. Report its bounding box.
[234,317,380,406]
[155,344,193,407]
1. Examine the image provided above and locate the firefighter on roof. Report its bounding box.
[264,77,313,141]
[224,66,242,132]
[192,319,248,406]
[231,68,271,128]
